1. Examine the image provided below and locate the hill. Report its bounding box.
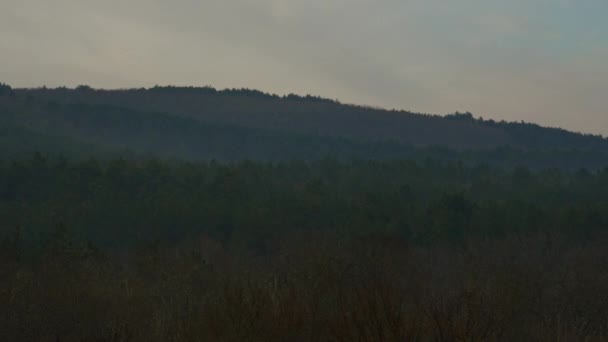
[16,84,608,150]
[1,83,608,168]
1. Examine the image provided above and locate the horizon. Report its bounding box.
[6,82,605,138]
[2,0,607,135]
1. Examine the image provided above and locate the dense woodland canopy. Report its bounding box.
[2,82,608,341]
[2,156,608,341]
[2,156,608,248]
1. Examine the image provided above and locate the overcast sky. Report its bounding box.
[1,0,607,134]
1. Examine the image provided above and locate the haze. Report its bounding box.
[1,0,607,135]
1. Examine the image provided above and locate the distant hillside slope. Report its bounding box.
[1,90,607,168]
[0,119,113,159]
[16,85,608,150]
[0,94,416,161]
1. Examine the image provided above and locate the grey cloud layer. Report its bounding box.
[1,0,607,134]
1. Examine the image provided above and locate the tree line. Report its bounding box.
[2,155,607,249]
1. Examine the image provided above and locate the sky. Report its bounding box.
[1,0,607,135]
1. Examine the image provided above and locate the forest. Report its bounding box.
[2,83,608,341]
[2,156,608,341]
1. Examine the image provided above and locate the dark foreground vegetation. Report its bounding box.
[3,229,608,341]
[2,156,608,341]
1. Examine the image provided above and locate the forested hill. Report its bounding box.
[13,84,607,150]
[1,83,608,168]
